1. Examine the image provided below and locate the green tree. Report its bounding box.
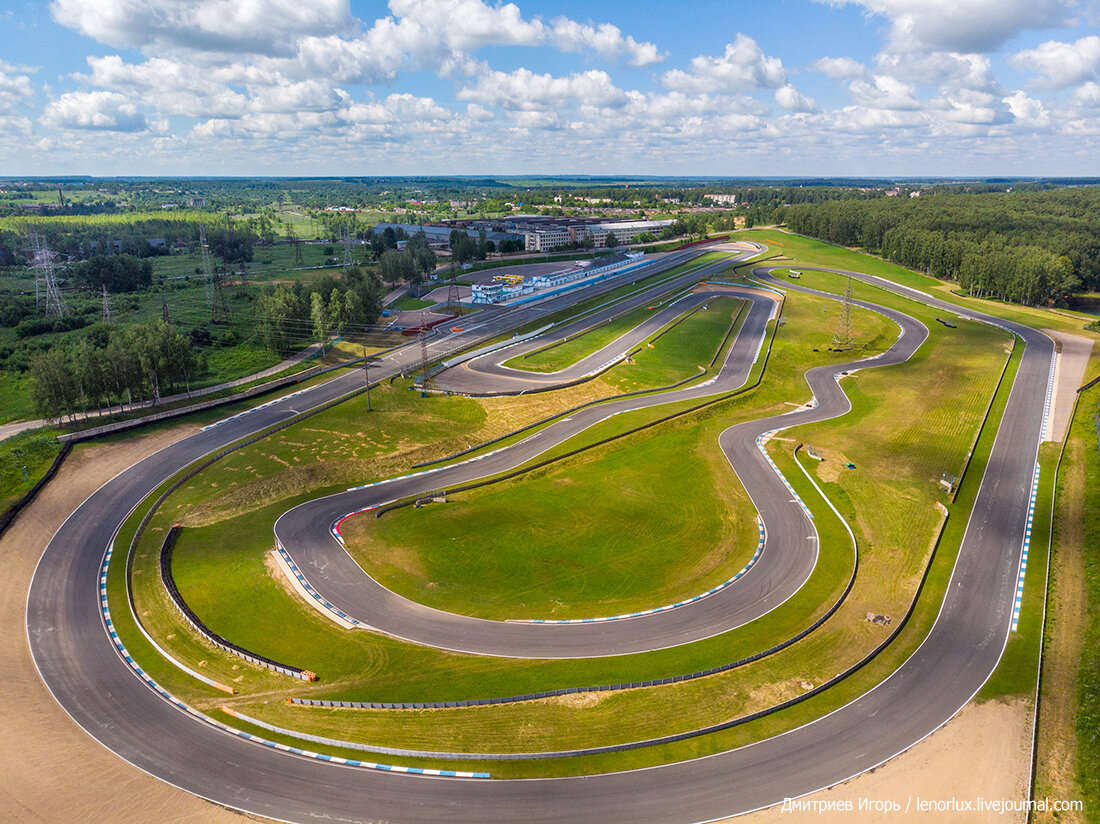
[311,291,334,354]
[256,285,304,356]
[29,348,76,422]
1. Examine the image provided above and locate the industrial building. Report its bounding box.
[374,216,675,254]
[466,216,674,252]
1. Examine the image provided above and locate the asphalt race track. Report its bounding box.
[272,287,926,658]
[26,247,1054,823]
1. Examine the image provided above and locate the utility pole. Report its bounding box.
[362,344,371,411]
[418,327,432,395]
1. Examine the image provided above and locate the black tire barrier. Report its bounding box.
[159,525,314,680]
[0,441,73,540]
[125,379,384,685]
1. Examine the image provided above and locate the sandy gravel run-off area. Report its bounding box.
[1,426,256,824]
[734,699,1033,824]
[1043,330,1093,443]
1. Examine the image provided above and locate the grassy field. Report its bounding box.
[99,227,1071,781]
[212,326,1023,778]
[391,295,436,311]
[0,429,61,513]
[1073,390,1100,819]
[343,411,759,621]
[506,302,658,373]
[1032,381,1100,820]
[608,296,744,394]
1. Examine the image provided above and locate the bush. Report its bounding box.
[15,315,90,339]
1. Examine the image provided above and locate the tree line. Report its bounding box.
[781,189,1098,305]
[255,266,385,356]
[29,320,205,422]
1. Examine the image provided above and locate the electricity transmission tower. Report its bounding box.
[102,284,113,324]
[211,271,232,324]
[200,225,231,324]
[288,228,304,266]
[29,230,65,317]
[832,273,854,349]
[341,224,354,268]
[200,225,214,309]
[446,280,462,314]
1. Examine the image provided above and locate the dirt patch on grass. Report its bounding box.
[264,546,300,601]
[733,698,1033,823]
[475,378,617,440]
[0,424,252,824]
[543,691,613,710]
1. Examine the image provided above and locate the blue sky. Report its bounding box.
[1,0,1099,176]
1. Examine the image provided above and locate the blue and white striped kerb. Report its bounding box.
[1012,462,1041,632]
[1041,353,1058,441]
[524,517,766,624]
[99,542,487,776]
[277,544,363,627]
[344,441,517,495]
[201,385,318,431]
[757,431,813,519]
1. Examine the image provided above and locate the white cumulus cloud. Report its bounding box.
[41,90,147,131]
[1011,36,1100,87]
[810,56,866,79]
[776,84,818,112]
[458,68,627,111]
[818,0,1077,53]
[0,61,35,109]
[662,34,787,93]
[50,0,352,56]
[547,17,664,67]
